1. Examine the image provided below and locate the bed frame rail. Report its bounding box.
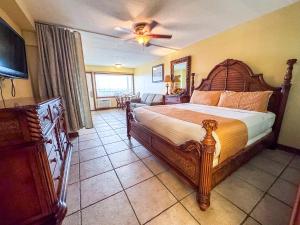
[126,101,218,210]
[125,58,297,211]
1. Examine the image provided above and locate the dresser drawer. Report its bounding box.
[38,107,52,134]
[48,148,59,174]
[49,99,62,122]
[165,96,181,104]
[52,158,62,192]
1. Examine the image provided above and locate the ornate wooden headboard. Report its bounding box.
[191,58,297,145]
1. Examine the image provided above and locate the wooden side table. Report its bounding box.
[164,95,190,105]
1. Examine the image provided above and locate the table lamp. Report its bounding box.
[164,75,172,95]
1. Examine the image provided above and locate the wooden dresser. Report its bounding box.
[0,97,72,225]
[164,95,190,104]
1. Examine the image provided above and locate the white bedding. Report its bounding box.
[134,103,275,166]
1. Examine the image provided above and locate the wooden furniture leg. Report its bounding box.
[197,119,218,210]
[126,101,131,138]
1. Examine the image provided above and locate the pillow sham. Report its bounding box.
[218,91,273,112]
[190,90,222,106]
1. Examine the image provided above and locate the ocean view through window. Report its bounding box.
[95,73,134,97]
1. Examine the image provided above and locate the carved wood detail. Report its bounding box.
[192,58,298,146]
[126,58,297,211]
[0,97,72,225]
[197,120,217,210]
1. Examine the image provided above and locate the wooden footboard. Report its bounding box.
[125,58,297,211]
[126,101,217,210]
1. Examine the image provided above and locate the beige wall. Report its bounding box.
[0,7,35,99]
[134,2,300,149]
[85,65,135,74]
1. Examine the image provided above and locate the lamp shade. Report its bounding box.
[174,75,181,82]
[164,75,172,83]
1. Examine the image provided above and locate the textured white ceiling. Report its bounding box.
[22,0,297,67]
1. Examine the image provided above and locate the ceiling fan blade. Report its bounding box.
[146,42,178,50]
[143,20,158,33]
[147,34,172,39]
[122,37,135,42]
[114,26,133,34]
[144,42,151,47]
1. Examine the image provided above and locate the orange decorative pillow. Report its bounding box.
[190,90,222,106]
[218,91,273,112]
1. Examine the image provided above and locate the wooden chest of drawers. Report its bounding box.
[0,97,72,225]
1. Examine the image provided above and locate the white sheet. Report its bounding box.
[134,103,275,166]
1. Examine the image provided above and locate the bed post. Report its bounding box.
[197,119,217,211]
[272,59,297,148]
[191,73,195,94]
[125,101,131,138]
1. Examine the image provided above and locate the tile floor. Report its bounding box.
[64,109,300,225]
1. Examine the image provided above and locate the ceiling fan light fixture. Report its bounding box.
[136,35,150,45]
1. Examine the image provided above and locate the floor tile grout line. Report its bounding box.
[71,137,83,225]
[233,172,275,193]
[232,172,297,208]
[107,138,174,225]
[70,157,145,184]
[154,176,200,225]
[112,170,142,225]
[68,189,125,217]
[133,145,201,225]
[248,160,287,177]
[258,152,296,165]
[126,134,206,224]
[142,201,180,225]
[97,123,143,225]
[102,136,143,225]
[240,215,262,225]
[128,146,184,224]
[241,153,296,223]
[75,113,297,225]
[77,136,83,225]
[214,154,295,224]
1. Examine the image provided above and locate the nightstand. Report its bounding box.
[164,95,190,104]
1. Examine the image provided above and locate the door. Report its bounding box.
[85,72,95,110]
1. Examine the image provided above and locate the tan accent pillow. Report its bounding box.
[218,91,273,112]
[190,90,222,106]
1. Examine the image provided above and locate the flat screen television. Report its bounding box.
[0,17,28,79]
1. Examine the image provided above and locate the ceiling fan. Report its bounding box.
[115,20,173,47]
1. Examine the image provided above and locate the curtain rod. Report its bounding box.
[36,21,179,51]
[36,21,121,39]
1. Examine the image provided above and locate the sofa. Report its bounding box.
[130,93,165,109]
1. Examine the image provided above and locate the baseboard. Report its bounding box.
[94,107,118,111]
[68,132,79,138]
[277,144,300,155]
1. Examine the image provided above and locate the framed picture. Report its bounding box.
[152,64,164,83]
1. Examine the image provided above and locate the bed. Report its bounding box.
[125,58,297,210]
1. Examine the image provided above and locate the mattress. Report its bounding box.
[133,103,276,166]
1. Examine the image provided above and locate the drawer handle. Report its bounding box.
[44,139,53,144]
[53,105,60,113]
[43,114,50,121]
[50,158,57,163]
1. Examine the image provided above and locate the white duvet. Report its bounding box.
[133,103,275,166]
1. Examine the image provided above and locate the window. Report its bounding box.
[94,73,134,98]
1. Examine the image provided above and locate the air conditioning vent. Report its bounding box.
[96,99,111,109]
